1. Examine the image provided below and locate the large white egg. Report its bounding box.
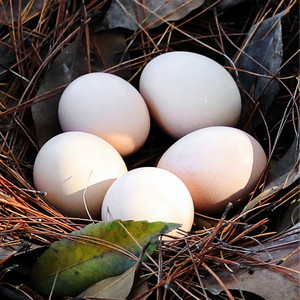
[101,167,194,237]
[157,126,267,214]
[58,72,151,157]
[139,51,241,139]
[33,132,128,218]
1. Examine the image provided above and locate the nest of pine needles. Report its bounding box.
[0,0,299,299]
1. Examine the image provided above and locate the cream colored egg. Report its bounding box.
[157,126,267,214]
[58,72,151,157]
[33,131,128,219]
[101,167,194,237]
[139,51,241,139]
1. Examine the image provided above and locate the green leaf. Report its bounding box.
[31,220,179,296]
[78,262,138,299]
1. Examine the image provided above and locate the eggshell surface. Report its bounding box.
[101,167,194,237]
[33,131,128,218]
[58,72,151,156]
[157,126,267,214]
[139,51,241,139]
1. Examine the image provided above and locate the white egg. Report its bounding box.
[58,72,151,157]
[101,167,194,237]
[157,126,267,214]
[139,51,241,139]
[33,132,128,218]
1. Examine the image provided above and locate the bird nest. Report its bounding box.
[0,0,299,299]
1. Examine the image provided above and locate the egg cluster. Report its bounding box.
[33,51,267,237]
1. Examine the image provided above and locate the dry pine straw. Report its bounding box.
[0,0,299,298]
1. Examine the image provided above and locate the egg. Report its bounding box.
[139,51,241,139]
[157,126,267,214]
[58,72,151,157]
[33,131,127,219]
[101,167,194,237]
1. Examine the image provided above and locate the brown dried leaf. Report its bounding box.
[90,30,131,79]
[203,224,300,300]
[128,271,150,300]
[97,0,205,30]
[0,247,14,261]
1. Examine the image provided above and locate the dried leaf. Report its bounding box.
[0,0,47,26]
[31,34,89,147]
[204,0,250,10]
[97,0,205,31]
[236,11,284,127]
[0,247,14,261]
[0,43,16,81]
[203,223,300,300]
[31,30,130,147]
[267,137,299,185]
[276,199,300,233]
[0,283,30,300]
[31,220,179,296]
[216,0,250,10]
[90,30,131,79]
[242,136,299,215]
[78,262,138,299]
[128,277,149,300]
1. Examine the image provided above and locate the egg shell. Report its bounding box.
[157,126,267,214]
[58,72,151,157]
[33,131,128,218]
[139,51,241,139]
[101,167,194,237]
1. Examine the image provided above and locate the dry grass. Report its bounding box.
[0,0,299,299]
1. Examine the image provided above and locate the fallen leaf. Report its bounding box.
[236,11,284,128]
[97,0,205,30]
[0,43,16,81]
[204,0,251,10]
[203,223,300,300]
[1,245,48,280]
[276,198,300,233]
[0,247,14,261]
[0,0,47,26]
[78,262,138,299]
[31,220,179,296]
[90,30,131,79]
[31,32,89,147]
[0,283,31,300]
[267,136,299,186]
[242,135,299,215]
[128,277,149,300]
